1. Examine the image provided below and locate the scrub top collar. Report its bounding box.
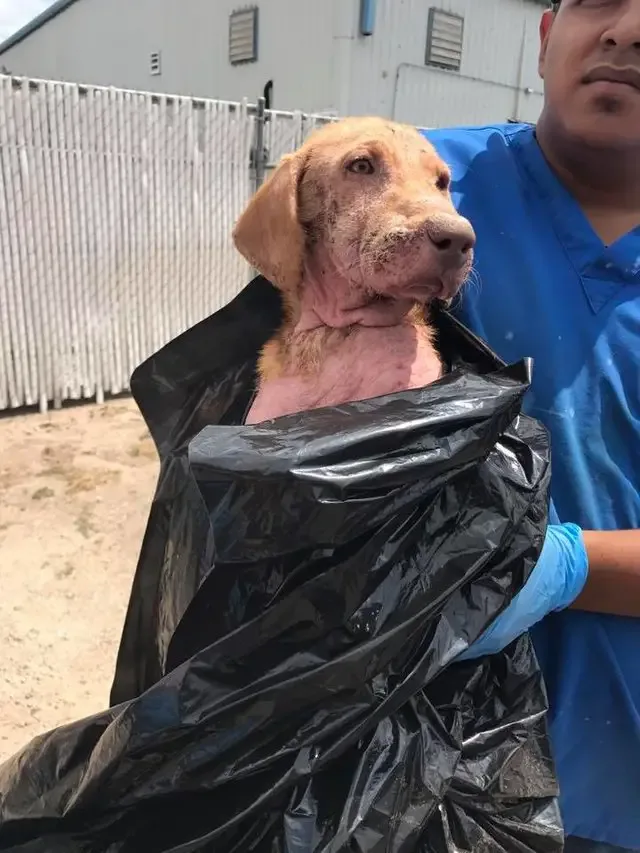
[511,127,640,313]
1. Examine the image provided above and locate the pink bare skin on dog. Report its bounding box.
[245,323,441,422]
[232,116,475,423]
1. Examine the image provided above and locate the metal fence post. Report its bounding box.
[248,96,269,280]
[253,96,267,193]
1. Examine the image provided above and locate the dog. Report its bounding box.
[232,116,476,424]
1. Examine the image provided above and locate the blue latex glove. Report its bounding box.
[459,522,588,661]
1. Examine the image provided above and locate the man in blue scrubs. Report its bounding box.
[425,1,640,851]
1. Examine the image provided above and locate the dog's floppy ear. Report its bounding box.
[233,151,306,291]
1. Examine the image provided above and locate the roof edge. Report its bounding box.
[0,0,80,57]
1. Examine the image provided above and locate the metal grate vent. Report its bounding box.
[149,51,161,76]
[229,7,258,65]
[425,8,464,72]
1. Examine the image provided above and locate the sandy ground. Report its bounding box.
[0,397,159,763]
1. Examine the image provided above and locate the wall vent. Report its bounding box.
[229,7,259,65]
[425,9,464,72]
[149,51,162,76]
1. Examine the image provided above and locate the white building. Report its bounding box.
[0,0,548,127]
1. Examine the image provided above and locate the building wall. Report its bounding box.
[346,0,545,125]
[0,0,547,125]
[0,0,343,113]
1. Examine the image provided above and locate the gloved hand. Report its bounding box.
[458,521,588,661]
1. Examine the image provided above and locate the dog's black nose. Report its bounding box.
[426,214,475,266]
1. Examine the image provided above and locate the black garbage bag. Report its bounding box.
[0,277,563,853]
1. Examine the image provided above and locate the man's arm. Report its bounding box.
[573,530,640,618]
[459,526,640,662]
[458,523,588,661]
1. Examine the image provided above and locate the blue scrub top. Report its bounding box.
[424,122,640,849]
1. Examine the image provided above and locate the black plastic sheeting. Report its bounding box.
[0,277,563,852]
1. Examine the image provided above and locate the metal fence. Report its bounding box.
[0,75,335,413]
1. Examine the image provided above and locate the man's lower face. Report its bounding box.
[563,85,640,145]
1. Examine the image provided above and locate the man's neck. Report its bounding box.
[535,116,640,245]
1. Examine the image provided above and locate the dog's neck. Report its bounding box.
[259,262,441,384]
[292,259,415,332]
[247,265,444,423]
[248,317,443,423]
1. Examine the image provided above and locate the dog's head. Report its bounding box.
[233,116,475,323]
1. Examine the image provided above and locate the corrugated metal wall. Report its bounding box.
[392,63,542,127]
[0,0,546,128]
[347,0,545,125]
[0,0,341,112]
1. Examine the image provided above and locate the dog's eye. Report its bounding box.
[436,172,450,192]
[347,157,375,175]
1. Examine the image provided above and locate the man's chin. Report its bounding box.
[568,102,640,150]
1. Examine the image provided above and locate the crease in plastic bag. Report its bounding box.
[0,276,563,853]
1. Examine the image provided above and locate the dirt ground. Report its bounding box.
[0,397,159,763]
